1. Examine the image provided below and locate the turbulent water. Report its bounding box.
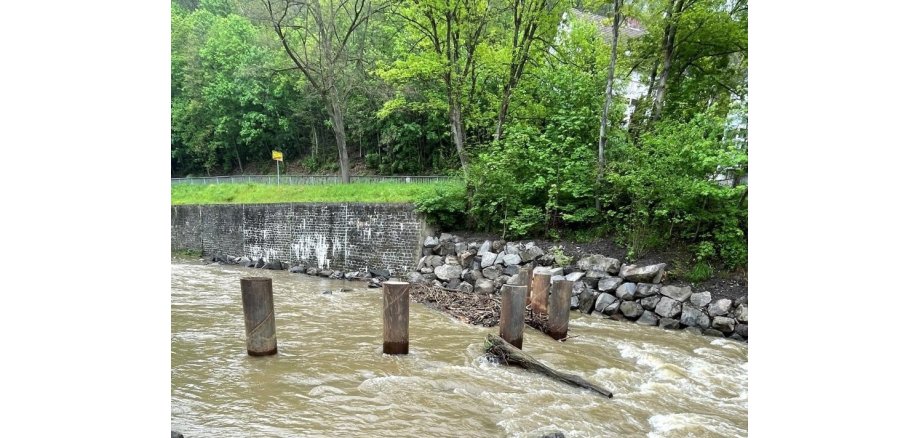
[171,260,747,437]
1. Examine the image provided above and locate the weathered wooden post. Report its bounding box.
[499,284,527,349]
[382,281,410,354]
[547,280,574,341]
[240,277,278,356]
[519,267,533,305]
[531,273,551,315]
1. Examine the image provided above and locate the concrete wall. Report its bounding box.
[171,203,427,275]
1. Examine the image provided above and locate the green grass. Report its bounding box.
[171,182,464,205]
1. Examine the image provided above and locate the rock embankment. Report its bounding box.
[409,233,748,342]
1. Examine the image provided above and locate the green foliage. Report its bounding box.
[413,184,468,230]
[686,260,714,283]
[171,182,462,205]
[549,245,573,267]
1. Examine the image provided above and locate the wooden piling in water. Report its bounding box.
[240,277,277,356]
[547,280,574,340]
[499,284,527,349]
[518,267,533,305]
[531,273,551,315]
[382,281,410,355]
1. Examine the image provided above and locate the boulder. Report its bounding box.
[602,300,621,316]
[434,242,456,257]
[615,282,638,300]
[620,300,644,319]
[458,281,474,293]
[679,306,710,328]
[318,269,333,277]
[439,233,455,243]
[572,281,587,296]
[474,278,495,294]
[537,254,555,266]
[634,283,660,298]
[329,270,343,279]
[708,299,733,316]
[734,304,748,323]
[434,264,462,280]
[446,278,462,289]
[690,291,712,307]
[570,296,580,309]
[683,326,702,335]
[594,293,616,313]
[703,328,725,337]
[444,256,460,266]
[407,272,425,284]
[640,295,661,310]
[551,275,566,284]
[482,266,501,280]
[564,271,585,282]
[172,431,185,438]
[503,264,521,276]
[659,318,680,330]
[729,333,745,342]
[620,263,667,283]
[660,285,692,302]
[502,253,522,266]
[576,254,618,273]
[368,281,382,289]
[711,316,736,333]
[426,255,444,268]
[477,240,492,256]
[480,252,498,268]
[491,240,506,252]
[254,258,265,268]
[585,270,611,280]
[458,251,475,268]
[422,247,434,256]
[289,265,305,274]
[420,267,434,274]
[520,245,544,263]
[654,296,682,318]
[636,310,659,326]
[424,236,439,247]
[370,268,391,278]
[735,323,748,339]
[237,256,252,266]
[597,277,624,292]
[463,269,483,284]
[547,267,565,276]
[496,275,511,286]
[578,290,599,314]
[344,271,358,280]
[582,276,599,289]
[306,267,318,275]
[455,242,468,254]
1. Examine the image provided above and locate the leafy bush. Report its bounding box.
[414,184,467,230]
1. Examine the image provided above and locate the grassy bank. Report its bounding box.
[171,182,463,205]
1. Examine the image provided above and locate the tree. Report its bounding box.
[597,0,623,210]
[262,0,382,182]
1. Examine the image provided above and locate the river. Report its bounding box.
[171,260,747,437]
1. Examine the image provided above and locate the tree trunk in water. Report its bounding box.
[327,89,350,183]
[597,0,622,211]
[485,334,613,398]
[651,0,685,121]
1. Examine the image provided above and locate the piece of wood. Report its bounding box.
[486,334,612,398]
[240,277,278,356]
[531,273,551,314]
[499,284,527,348]
[382,281,410,354]
[547,280,573,341]
[518,267,533,305]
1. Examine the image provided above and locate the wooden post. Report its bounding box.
[531,273,551,315]
[499,284,527,349]
[547,280,574,341]
[240,277,277,356]
[382,281,409,354]
[519,267,533,305]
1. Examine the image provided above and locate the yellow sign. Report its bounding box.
[272,150,283,161]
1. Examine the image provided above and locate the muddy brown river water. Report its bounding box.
[171,260,747,437]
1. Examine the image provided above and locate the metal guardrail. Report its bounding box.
[171,175,457,185]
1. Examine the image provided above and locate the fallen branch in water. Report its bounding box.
[485,334,613,398]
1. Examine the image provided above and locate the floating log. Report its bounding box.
[547,280,573,340]
[382,281,410,354]
[531,273,551,314]
[485,334,612,398]
[240,277,278,356]
[499,284,527,348]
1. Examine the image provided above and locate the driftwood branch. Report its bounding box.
[485,334,612,398]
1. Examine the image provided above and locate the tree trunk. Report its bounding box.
[327,88,350,183]
[448,97,469,175]
[597,0,622,210]
[651,0,685,121]
[485,334,613,398]
[494,86,513,141]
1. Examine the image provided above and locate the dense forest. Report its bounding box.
[172,0,748,271]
